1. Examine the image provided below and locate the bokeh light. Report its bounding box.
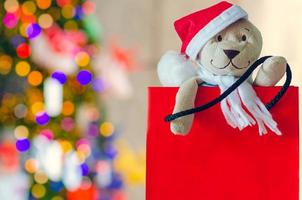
[36,0,51,10]
[51,71,67,84]
[56,0,72,8]
[16,138,31,152]
[3,13,18,29]
[82,1,96,15]
[92,78,106,92]
[19,23,30,37]
[0,54,13,75]
[76,151,86,163]
[40,129,54,140]
[20,13,36,24]
[35,112,50,125]
[22,1,37,15]
[38,13,53,29]
[74,5,84,19]
[26,23,41,39]
[100,122,115,137]
[75,51,90,67]
[81,163,89,176]
[16,43,31,58]
[62,101,75,116]
[11,35,26,48]
[14,125,29,139]
[62,4,75,19]
[15,61,31,76]
[77,143,91,157]
[52,196,64,200]
[34,171,48,184]
[28,71,43,86]
[14,104,28,118]
[31,101,44,115]
[59,140,72,154]
[25,159,39,173]
[31,184,46,199]
[4,0,19,13]
[77,70,92,85]
[61,117,75,132]
[49,181,64,193]
[64,20,78,30]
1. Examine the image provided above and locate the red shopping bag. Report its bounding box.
[146,86,299,200]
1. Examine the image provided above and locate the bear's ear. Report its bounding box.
[157,51,198,86]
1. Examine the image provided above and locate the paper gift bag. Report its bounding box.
[146,86,299,200]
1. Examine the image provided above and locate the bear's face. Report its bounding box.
[198,19,263,77]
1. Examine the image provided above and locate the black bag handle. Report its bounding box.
[165,56,292,122]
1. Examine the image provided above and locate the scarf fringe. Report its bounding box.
[197,64,281,136]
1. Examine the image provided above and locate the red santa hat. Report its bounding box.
[174,1,248,60]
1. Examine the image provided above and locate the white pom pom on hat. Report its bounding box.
[174,1,248,60]
[157,51,198,86]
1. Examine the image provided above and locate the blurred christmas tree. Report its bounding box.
[0,0,127,199]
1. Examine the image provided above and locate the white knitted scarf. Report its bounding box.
[197,64,281,136]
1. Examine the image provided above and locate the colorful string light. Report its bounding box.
[28,71,43,86]
[100,122,115,137]
[38,13,54,28]
[15,61,31,76]
[3,13,18,29]
[26,23,41,39]
[16,43,31,58]
[77,70,92,85]
[0,55,13,75]
[14,125,29,139]
[0,0,129,198]
[31,184,46,198]
[35,112,50,125]
[16,138,31,152]
[52,71,67,84]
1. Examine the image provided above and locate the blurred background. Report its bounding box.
[0,0,301,200]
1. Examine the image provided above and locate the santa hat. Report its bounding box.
[158,2,248,86]
[175,1,248,59]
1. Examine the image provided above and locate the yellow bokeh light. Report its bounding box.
[75,51,90,67]
[76,150,86,163]
[0,55,13,75]
[62,101,75,116]
[77,144,91,157]
[62,4,75,19]
[4,0,19,13]
[25,159,39,173]
[100,122,115,137]
[52,196,64,200]
[31,184,46,199]
[64,20,78,30]
[14,125,29,139]
[15,61,31,76]
[59,140,73,153]
[36,0,51,10]
[28,71,43,86]
[19,23,30,37]
[31,101,44,115]
[22,1,37,15]
[38,14,53,29]
[34,171,48,184]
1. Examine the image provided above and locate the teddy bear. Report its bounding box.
[157,1,286,135]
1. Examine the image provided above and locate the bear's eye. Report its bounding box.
[241,35,247,41]
[216,35,222,42]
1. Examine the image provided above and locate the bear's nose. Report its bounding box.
[223,49,240,60]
